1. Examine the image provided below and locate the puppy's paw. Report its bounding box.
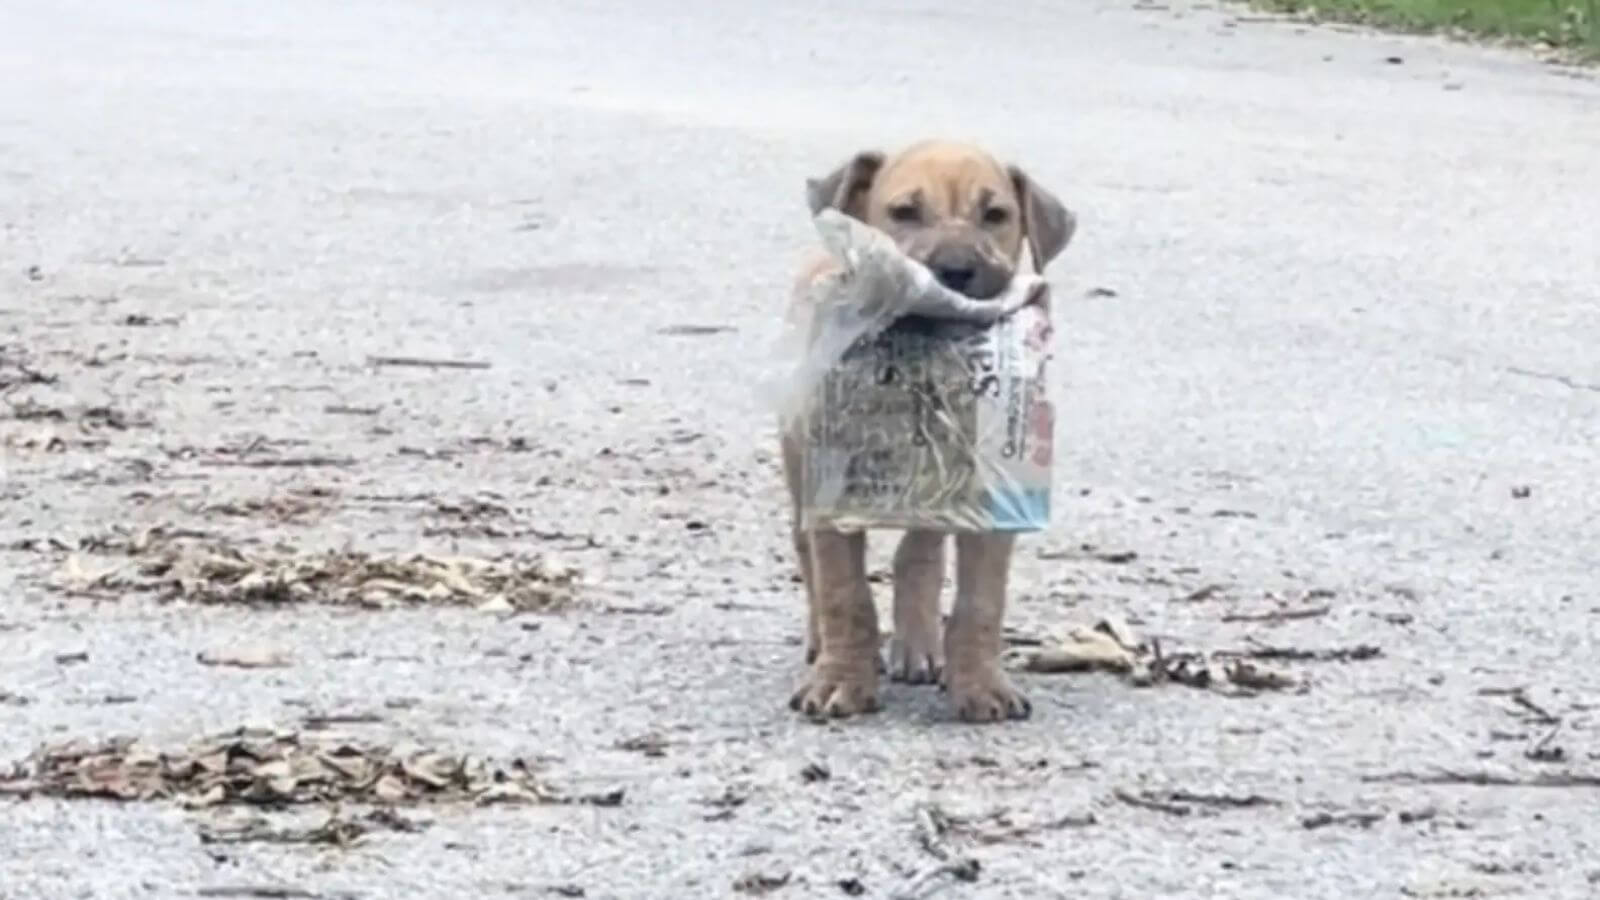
[789,658,880,720]
[887,631,943,685]
[945,663,1031,723]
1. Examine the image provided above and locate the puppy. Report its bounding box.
[780,140,1076,722]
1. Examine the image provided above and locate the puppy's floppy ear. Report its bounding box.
[1008,165,1077,270]
[805,151,886,219]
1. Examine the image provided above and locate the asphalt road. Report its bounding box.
[3,1,1599,898]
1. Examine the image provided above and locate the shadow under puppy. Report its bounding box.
[780,140,1076,722]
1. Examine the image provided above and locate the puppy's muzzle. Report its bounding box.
[927,244,980,293]
[908,229,1017,299]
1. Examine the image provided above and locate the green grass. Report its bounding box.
[1255,0,1600,59]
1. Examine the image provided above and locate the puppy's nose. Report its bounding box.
[933,264,976,292]
[928,246,981,293]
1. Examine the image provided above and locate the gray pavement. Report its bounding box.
[3,1,1599,897]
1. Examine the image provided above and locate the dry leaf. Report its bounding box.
[401,753,459,790]
[1012,629,1136,674]
[476,595,513,614]
[372,774,409,803]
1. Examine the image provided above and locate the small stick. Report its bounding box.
[1221,605,1331,624]
[1113,788,1191,816]
[368,356,490,370]
[1511,690,1561,725]
[1360,769,1600,788]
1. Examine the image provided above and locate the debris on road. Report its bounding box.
[42,526,579,611]
[0,727,621,808]
[1524,727,1567,763]
[1220,604,1331,624]
[1178,583,1228,603]
[1360,769,1600,789]
[1223,659,1299,692]
[197,647,294,669]
[367,355,491,370]
[732,871,792,894]
[890,802,992,897]
[1479,686,1561,725]
[1113,788,1194,817]
[0,346,56,391]
[1008,625,1136,674]
[1302,810,1384,830]
[1006,615,1354,696]
[197,454,357,469]
[199,492,332,524]
[658,324,736,336]
[799,761,831,783]
[198,807,427,846]
[300,711,386,730]
[615,733,669,757]
[1220,642,1382,664]
[1161,790,1279,811]
[194,886,337,899]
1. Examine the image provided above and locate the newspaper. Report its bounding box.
[775,210,1057,533]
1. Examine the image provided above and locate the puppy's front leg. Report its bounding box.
[779,430,821,663]
[790,529,880,718]
[888,530,945,684]
[944,532,1031,722]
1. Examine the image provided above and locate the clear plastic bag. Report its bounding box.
[769,210,1057,533]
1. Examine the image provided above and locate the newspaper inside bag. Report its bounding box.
[786,210,1056,533]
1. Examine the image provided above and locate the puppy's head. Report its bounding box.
[807,140,1075,299]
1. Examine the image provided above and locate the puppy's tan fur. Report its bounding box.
[782,140,1075,722]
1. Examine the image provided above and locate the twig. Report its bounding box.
[1504,365,1600,393]
[1361,769,1600,788]
[1222,641,1381,663]
[1480,686,1562,724]
[896,804,980,899]
[1302,810,1383,830]
[198,456,357,469]
[1221,605,1331,624]
[912,803,954,860]
[1525,726,1567,763]
[1511,691,1562,725]
[367,356,491,370]
[196,888,326,899]
[1113,788,1191,816]
[1164,790,1278,809]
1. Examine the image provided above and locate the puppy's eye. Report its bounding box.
[982,207,1011,226]
[887,203,921,224]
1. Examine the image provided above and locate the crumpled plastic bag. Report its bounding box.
[767,210,1058,533]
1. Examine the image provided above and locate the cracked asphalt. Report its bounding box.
[3,0,1599,898]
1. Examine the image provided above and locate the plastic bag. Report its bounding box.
[771,210,1057,533]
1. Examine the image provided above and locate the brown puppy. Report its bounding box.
[781,140,1076,722]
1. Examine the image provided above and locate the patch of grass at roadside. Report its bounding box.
[1255,0,1600,59]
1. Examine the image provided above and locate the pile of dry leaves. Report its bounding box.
[50,526,579,611]
[0,727,621,809]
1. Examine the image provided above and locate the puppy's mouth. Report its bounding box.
[913,254,1010,301]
